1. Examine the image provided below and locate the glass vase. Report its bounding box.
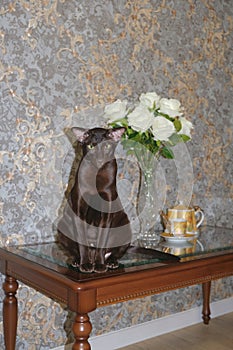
[136,166,161,248]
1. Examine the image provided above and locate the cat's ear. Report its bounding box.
[107,127,125,142]
[72,127,89,143]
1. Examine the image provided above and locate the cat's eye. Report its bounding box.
[87,144,95,150]
[104,143,112,149]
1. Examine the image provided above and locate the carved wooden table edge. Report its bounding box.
[0,247,233,350]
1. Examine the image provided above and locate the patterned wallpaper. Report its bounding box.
[0,0,233,349]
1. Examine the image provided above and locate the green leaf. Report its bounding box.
[174,118,182,132]
[108,117,128,128]
[161,146,174,159]
[155,110,174,122]
[128,130,138,139]
[168,133,181,145]
[180,134,191,142]
[168,132,191,146]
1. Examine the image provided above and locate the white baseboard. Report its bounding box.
[52,297,233,350]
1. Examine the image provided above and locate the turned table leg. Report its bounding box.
[3,275,19,350]
[72,313,92,350]
[202,281,211,324]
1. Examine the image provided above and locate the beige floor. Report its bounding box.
[117,312,233,350]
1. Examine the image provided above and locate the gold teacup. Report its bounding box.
[161,202,204,234]
[170,218,187,236]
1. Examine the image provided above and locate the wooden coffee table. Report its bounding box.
[1,226,233,350]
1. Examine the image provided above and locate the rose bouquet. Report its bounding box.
[103,92,193,160]
[103,92,193,243]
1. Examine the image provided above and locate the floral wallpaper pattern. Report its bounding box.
[0,0,233,349]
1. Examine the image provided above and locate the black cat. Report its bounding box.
[57,127,132,273]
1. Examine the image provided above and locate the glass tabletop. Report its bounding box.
[2,226,233,280]
[157,225,233,260]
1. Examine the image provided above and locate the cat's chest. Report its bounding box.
[77,159,116,194]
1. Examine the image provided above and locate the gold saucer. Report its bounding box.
[160,232,196,243]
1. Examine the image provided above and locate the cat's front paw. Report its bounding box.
[94,263,108,273]
[71,260,79,268]
[79,263,94,273]
[106,258,119,270]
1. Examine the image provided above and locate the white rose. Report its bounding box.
[178,117,193,138]
[152,116,175,141]
[159,98,183,117]
[139,92,161,108]
[127,105,154,132]
[103,99,127,122]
